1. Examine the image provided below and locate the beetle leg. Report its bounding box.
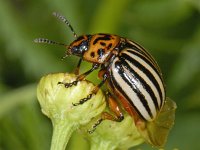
[72,73,107,106]
[74,58,82,75]
[76,63,99,81]
[58,63,99,88]
[88,92,124,133]
[106,92,124,121]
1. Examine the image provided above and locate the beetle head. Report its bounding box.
[66,35,89,57]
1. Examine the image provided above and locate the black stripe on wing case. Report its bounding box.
[126,49,163,84]
[120,57,159,110]
[121,53,164,108]
[115,61,153,119]
[110,67,146,121]
[124,40,157,68]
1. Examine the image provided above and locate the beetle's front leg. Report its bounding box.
[58,63,99,88]
[72,73,107,106]
[74,58,82,75]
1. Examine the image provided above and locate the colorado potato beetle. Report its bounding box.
[35,12,176,147]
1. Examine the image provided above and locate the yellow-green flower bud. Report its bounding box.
[83,114,144,150]
[37,73,106,150]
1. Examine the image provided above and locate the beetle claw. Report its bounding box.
[57,80,78,88]
[88,118,103,134]
[72,93,93,106]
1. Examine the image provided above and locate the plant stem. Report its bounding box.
[50,119,77,150]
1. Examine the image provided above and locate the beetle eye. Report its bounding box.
[70,41,88,56]
[71,46,78,54]
[79,45,87,52]
[79,41,88,52]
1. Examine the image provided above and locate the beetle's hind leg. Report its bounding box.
[88,92,124,133]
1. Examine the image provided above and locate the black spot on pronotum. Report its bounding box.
[93,34,111,45]
[97,48,105,58]
[100,42,106,46]
[108,43,112,49]
[90,52,95,58]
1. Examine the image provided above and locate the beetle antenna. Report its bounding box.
[53,12,78,38]
[34,38,67,47]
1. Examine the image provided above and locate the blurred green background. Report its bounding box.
[0,0,200,150]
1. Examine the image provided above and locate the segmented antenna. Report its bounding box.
[34,38,67,46]
[53,12,78,38]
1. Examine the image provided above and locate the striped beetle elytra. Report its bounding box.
[35,12,176,147]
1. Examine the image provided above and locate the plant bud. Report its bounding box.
[37,73,106,150]
[83,114,144,150]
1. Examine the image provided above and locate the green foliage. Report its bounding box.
[0,0,200,149]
